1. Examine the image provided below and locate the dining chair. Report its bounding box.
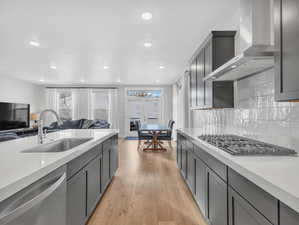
[136,121,153,150]
[158,120,175,148]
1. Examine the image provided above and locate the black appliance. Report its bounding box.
[0,102,30,131]
[198,135,297,156]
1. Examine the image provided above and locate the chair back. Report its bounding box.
[135,120,142,137]
[167,120,175,136]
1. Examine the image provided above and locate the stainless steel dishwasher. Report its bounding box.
[0,166,67,225]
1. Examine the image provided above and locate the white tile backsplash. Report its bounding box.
[191,68,299,151]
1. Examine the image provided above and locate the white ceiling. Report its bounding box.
[0,0,240,85]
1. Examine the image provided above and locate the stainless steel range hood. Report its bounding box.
[204,0,275,81]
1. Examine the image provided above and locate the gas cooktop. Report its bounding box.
[198,135,297,156]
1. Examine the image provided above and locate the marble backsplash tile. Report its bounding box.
[191,68,299,150]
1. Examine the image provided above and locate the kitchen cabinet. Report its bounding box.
[196,51,205,107]
[228,187,272,225]
[102,139,111,192]
[181,143,187,178]
[176,134,182,169]
[67,135,118,225]
[186,144,195,194]
[67,169,86,225]
[190,31,236,109]
[110,135,119,178]
[190,60,197,107]
[86,156,101,217]
[280,203,299,225]
[195,155,207,216]
[206,168,227,225]
[274,0,299,101]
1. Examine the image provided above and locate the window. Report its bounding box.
[127,90,162,98]
[91,90,111,122]
[57,90,73,120]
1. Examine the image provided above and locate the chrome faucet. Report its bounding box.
[38,109,63,144]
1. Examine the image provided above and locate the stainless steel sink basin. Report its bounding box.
[22,138,92,153]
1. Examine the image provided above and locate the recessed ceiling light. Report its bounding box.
[231,65,237,69]
[103,66,110,70]
[80,78,85,83]
[159,65,165,69]
[141,12,153,21]
[116,78,121,83]
[50,65,57,70]
[39,78,45,82]
[155,79,160,83]
[144,42,152,48]
[29,40,40,47]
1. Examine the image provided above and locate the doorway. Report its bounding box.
[125,89,163,137]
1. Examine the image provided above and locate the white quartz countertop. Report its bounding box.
[178,128,299,213]
[0,129,118,202]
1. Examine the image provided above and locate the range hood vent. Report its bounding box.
[204,0,275,81]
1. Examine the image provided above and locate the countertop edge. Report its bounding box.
[0,130,118,202]
[177,129,299,213]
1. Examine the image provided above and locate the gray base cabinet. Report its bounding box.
[67,169,87,225]
[207,169,227,225]
[280,203,299,225]
[86,156,101,217]
[102,141,111,192]
[229,188,272,225]
[195,156,207,216]
[177,133,299,225]
[187,147,195,194]
[67,135,118,225]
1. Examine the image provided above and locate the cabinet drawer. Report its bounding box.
[228,168,278,225]
[194,145,227,181]
[67,144,101,180]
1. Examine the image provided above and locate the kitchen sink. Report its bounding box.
[22,138,92,153]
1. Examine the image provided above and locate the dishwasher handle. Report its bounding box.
[0,172,66,225]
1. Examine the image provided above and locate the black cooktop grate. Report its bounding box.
[197,135,297,156]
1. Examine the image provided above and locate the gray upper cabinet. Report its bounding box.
[190,61,197,107]
[197,51,205,108]
[280,203,299,225]
[190,31,236,109]
[274,0,299,101]
[228,188,272,225]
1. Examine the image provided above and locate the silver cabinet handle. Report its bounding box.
[0,173,66,225]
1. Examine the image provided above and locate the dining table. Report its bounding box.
[139,124,170,151]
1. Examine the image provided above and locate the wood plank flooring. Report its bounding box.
[87,139,207,225]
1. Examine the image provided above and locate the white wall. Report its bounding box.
[0,75,46,113]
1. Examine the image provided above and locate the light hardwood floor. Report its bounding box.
[87,139,207,225]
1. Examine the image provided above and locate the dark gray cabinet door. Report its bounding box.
[110,135,118,178]
[86,156,101,217]
[67,169,86,225]
[280,203,299,225]
[176,135,182,169]
[187,150,195,194]
[196,51,205,107]
[275,0,299,101]
[181,146,187,178]
[207,169,227,225]
[228,188,272,225]
[102,144,111,192]
[190,61,197,107]
[195,156,207,216]
[204,39,213,108]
